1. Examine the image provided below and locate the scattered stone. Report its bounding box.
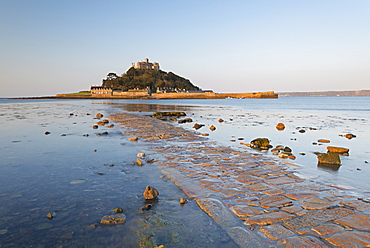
[140,204,152,211]
[276,123,285,130]
[93,149,97,152]
[298,129,305,133]
[101,119,109,124]
[136,158,144,166]
[46,212,54,219]
[97,121,105,125]
[92,125,98,129]
[100,214,126,225]
[96,113,103,118]
[44,131,50,135]
[201,133,209,136]
[137,152,145,158]
[284,146,292,152]
[61,134,66,136]
[143,186,159,200]
[209,125,216,131]
[113,208,123,213]
[129,137,138,141]
[250,138,272,150]
[318,139,330,143]
[218,118,224,122]
[178,118,193,124]
[83,134,89,137]
[193,123,205,130]
[345,133,356,139]
[179,198,188,204]
[299,153,306,156]
[316,152,341,165]
[327,146,349,154]
[109,164,114,167]
[106,124,114,128]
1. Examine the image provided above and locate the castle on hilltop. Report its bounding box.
[132,58,160,70]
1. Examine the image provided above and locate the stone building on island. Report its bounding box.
[132,58,160,70]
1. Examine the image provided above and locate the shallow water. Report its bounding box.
[0,100,238,247]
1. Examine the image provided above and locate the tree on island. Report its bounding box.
[102,68,201,92]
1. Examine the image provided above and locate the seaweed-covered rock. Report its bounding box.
[143,186,159,200]
[250,138,272,150]
[100,214,126,225]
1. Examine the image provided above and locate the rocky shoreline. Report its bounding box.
[109,111,370,247]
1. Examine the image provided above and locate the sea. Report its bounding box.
[0,96,369,247]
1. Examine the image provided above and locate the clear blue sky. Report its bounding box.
[1,0,370,97]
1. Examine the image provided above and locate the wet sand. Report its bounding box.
[110,111,370,247]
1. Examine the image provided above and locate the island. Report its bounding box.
[56,58,278,99]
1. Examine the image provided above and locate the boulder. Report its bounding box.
[250,138,271,149]
[143,186,159,200]
[317,152,341,165]
[327,146,350,154]
[276,123,285,130]
[178,118,193,124]
[193,123,205,130]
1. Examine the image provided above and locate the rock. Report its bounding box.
[96,113,103,118]
[276,123,285,130]
[97,121,105,125]
[317,152,341,165]
[298,129,305,133]
[101,119,109,124]
[152,112,186,117]
[180,198,188,204]
[209,125,216,131]
[143,186,159,200]
[318,139,330,143]
[193,123,205,130]
[178,118,193,124]
[61,134,66,136]
[201,133,209,136]
[92,125,98,129]
[136,158,144,166]
[250,138,271,149]
[283,146,292,152]
[46,212,54,219]
[44,131,50,135]
[279,153,289,159]
[137,152,145,158]
[83,134,89,137]
[106,124,114,128]
[100,213,126,225]
[113,208,123,213]
[129,137,138,141]
[218,118,224,122]
[327,146,349,154]
[140,204,152,211]
[345,133,356,139]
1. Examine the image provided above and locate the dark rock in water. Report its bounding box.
[140,204,152,211]
[180,198,188,204]
[318,139,330,143]
[218,118,224,122]
[92,125,98,129]
[44,131,50,135]
[276,123,285,130]
[178,118,193,124]
[102,119,109,124]
[317,152,341,165]
[327,146,350,154]
[345,133,356,139]
[193,123,205,130]
[209,125,216,131]
[250,138,271,149]
[96,113,103,118]
[102,131,108,135]
[143,186,159,200]
[283,146,292,152]
[152,112,186,117]
[298,129,306,133]
[100,214,126,225]
[113,208,123,213]
[46,212,54,219]
[129,137,138,141]
[61,134,66,136]
[83,134,89,137]
[106,124,114,128]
